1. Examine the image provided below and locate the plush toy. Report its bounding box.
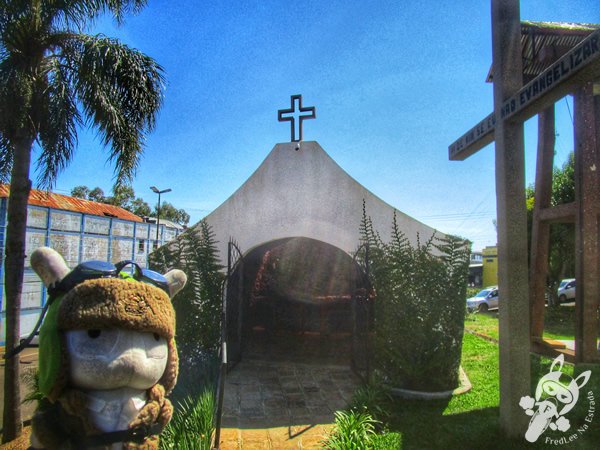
[28,247,187,449]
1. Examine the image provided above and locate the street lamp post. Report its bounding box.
[150,186,171,243]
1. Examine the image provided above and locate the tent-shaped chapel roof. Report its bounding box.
[190,141,441,261]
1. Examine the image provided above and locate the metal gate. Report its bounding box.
[225,239,244,371]
[351,242,373,382]
[214,239,244,449]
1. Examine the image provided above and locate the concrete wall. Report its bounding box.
[198,141,441,262]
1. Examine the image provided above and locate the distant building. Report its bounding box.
[144,217,185,249]
[482,245,498,287]
[469,251,483,287]
[470,252,483,264]
[0,185,182,345]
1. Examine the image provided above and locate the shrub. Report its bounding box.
[171,352,220,405]
[360,203,470,391]
[160,389,215,450]
[372,432,402,449]
[348,383,392,422]
[22,368,43,405]
[149,219,224,400]
[150,220,223,353]
[322,409,380,450]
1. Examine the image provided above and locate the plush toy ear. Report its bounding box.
[575,370,592,389]
[164,269,187,299]
[550,354,564,373]
[30,247,70,287]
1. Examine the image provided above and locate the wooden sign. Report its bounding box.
[501,29,599,122]
[449,112,496,160]
[449,28,600,161]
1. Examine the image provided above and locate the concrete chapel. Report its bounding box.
[186,137,443,368]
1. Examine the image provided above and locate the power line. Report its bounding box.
[419,211,495,220]
[565,96,574,126]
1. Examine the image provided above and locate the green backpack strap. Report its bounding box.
[38,294,63,397]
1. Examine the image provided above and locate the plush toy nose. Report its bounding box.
[66,329,169,390]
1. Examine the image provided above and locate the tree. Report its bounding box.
[131,197,151,217]
[155,201,190,226]
[72,184,190,223]
[71,185,90,199]
[527,152,576,305]
[88,187,106,203]
[0,1,164,440]
[105,184,134,208]
[71,185,106,202]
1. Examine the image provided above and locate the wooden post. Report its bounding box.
[573,82,600,363]
[530,106,555,338]
[492,0,531,437]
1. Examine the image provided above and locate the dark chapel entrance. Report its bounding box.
[225,237,372,374]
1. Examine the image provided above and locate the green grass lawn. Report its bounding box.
[369,333,600,449]
[464,305,584,342]
[542,306,580,341]
[464,311,500,341]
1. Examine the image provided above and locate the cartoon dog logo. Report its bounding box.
[520,354,591,443]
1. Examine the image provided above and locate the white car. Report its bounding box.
[557,279,576,303]
[467,286,499,312]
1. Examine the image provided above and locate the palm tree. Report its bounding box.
[0,1,164,440]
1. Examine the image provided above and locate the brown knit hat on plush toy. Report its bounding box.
[30,247,186,401]
[55,277,180,397]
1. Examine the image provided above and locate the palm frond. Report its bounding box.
[0,57,34,135]
[0,1,26,32]
[36,58,81,188]
[65,33,164,184]
[0,132,14,182]
[43,1,148,30]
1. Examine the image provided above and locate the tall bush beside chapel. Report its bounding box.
[360,205,470,391]
[150,220,224,395]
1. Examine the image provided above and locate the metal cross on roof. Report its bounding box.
[277,95,316,142]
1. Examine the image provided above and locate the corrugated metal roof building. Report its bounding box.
[487,21,600,83]
[0,185,182,345]
[0,185,144,222]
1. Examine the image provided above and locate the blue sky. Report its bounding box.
[41,0,599,251]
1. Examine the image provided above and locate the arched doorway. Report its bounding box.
[225,237,371,372]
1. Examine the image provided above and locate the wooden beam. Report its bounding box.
[538,202,577,223]
[450,29,600,161]
[492,0,531,438]
[530,106,555,339]
[449,113,496,160]
[574,83,600,363]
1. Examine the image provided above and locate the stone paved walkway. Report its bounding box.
[217,358,360,449]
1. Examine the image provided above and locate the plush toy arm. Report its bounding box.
[158,398,173,428]
[125,385,172,450]
[129,384,166,428]
[31,392,95,450]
